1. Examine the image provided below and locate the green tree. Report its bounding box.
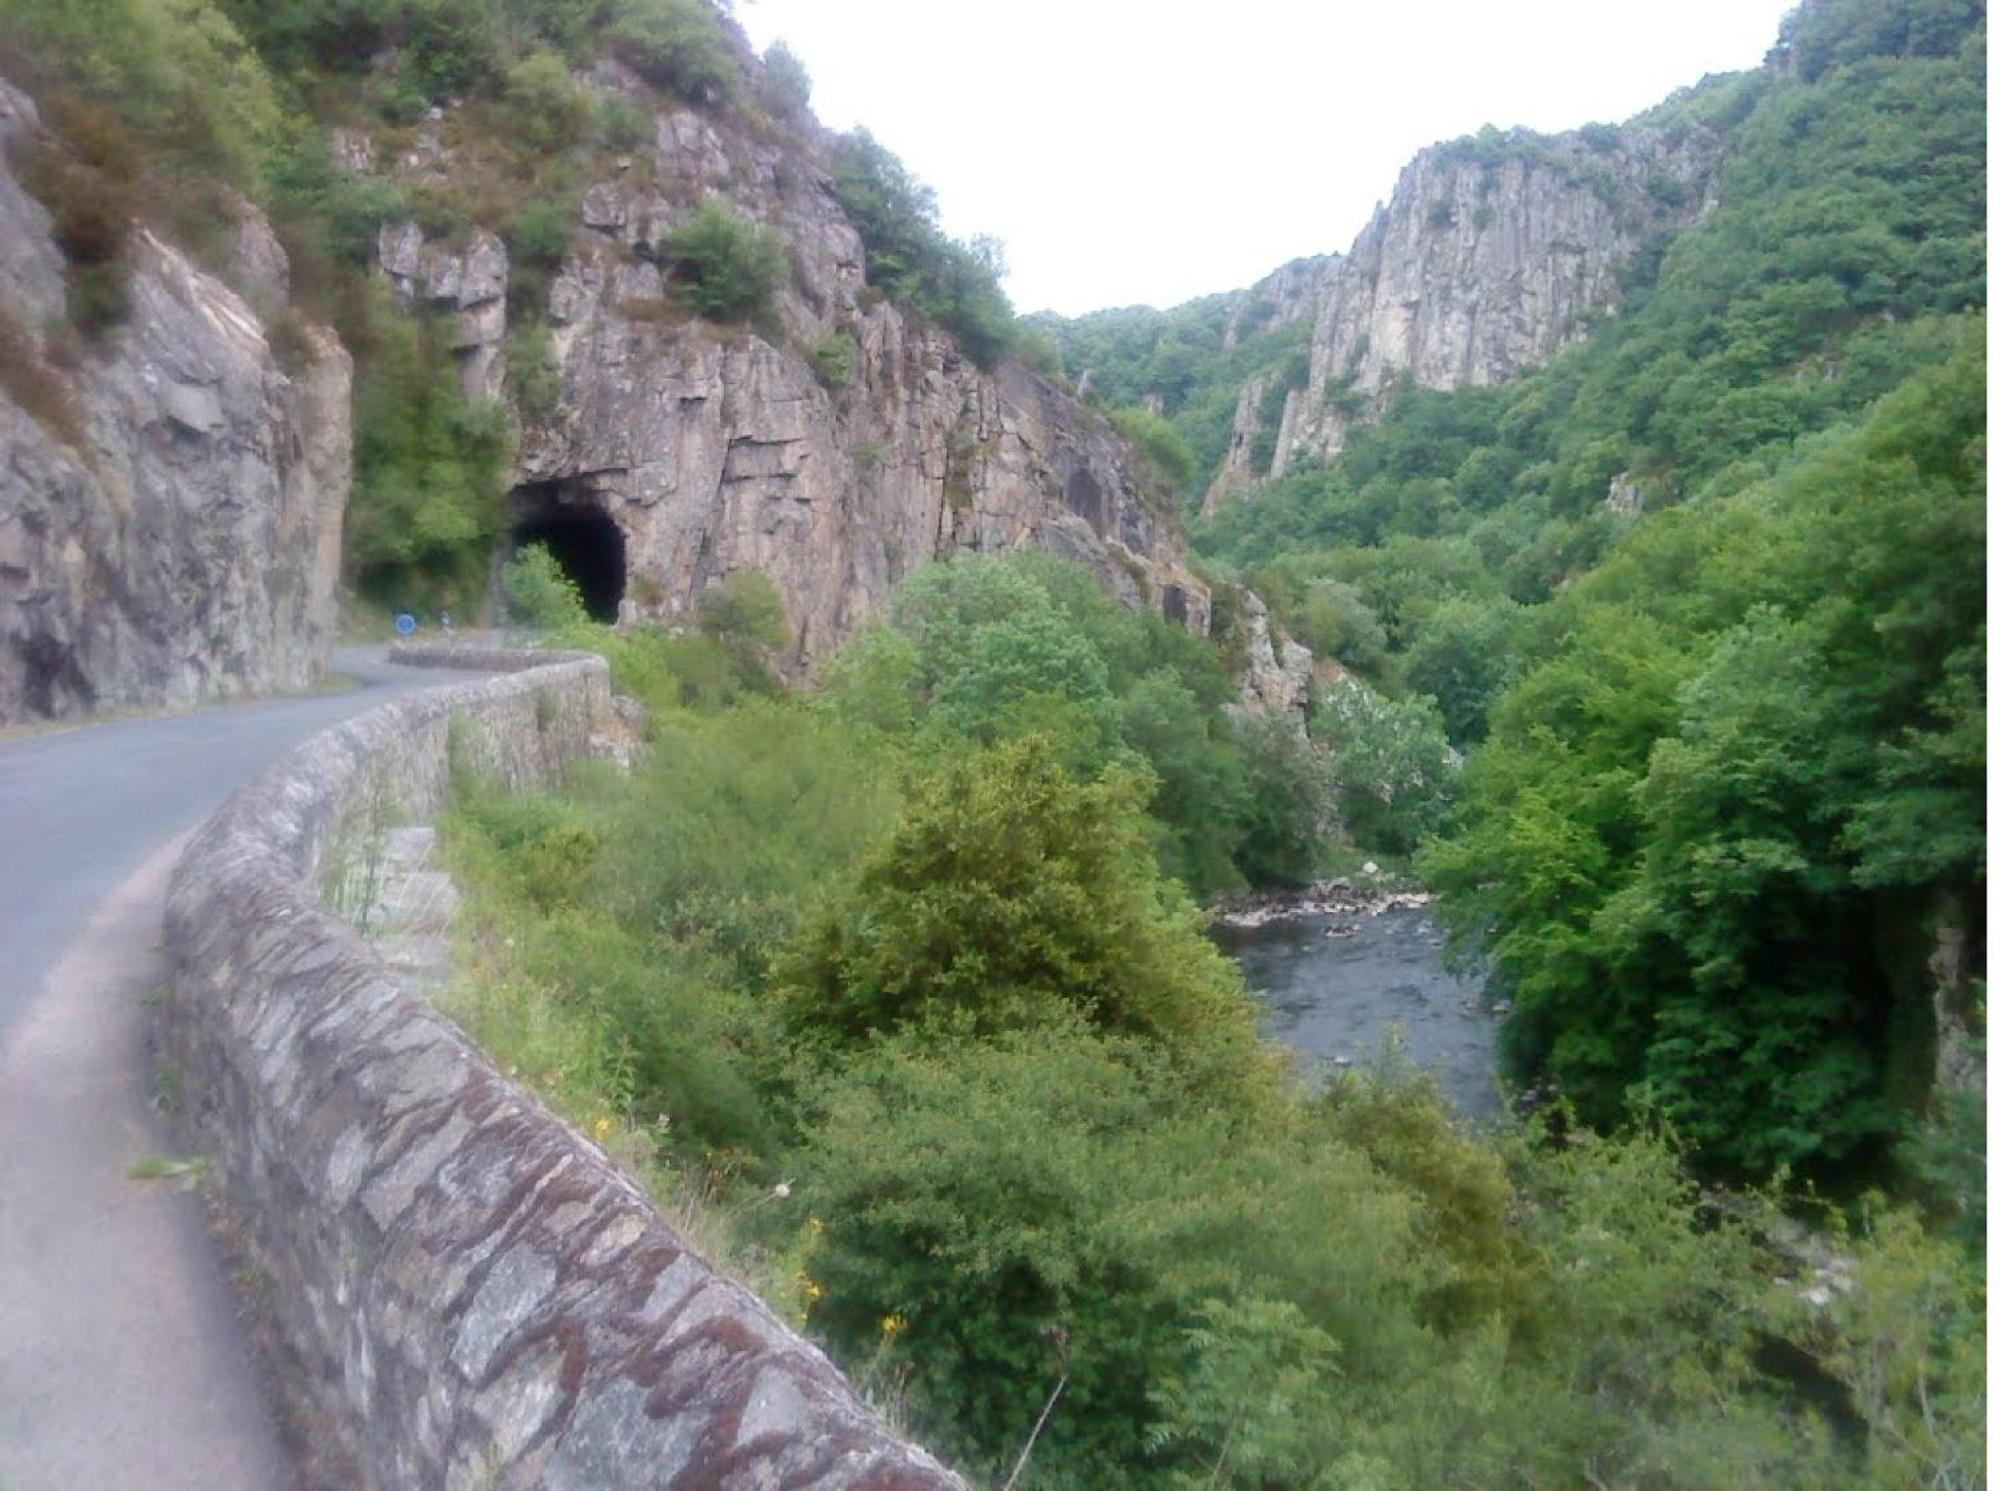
[1316,680,1457,856]
[780,735,1260,1064]
[660,200,788,323]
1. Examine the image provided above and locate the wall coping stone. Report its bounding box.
[162,646,964,1489]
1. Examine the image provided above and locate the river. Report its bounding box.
[1214,903,1504,1119]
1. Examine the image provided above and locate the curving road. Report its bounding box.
[0,647,479,1490]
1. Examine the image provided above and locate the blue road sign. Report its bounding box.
[395,613,417,636]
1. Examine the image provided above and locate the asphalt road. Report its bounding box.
[0,646,479,1489]
[0,647,472,1042]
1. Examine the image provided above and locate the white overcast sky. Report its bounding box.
[735,0,1799,316]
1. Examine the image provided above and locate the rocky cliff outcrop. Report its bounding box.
[1219,253,1339,351]
[1204,124,1718,506]
[0,82,349,722]
[370,66,1208,665]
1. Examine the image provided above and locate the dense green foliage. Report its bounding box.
[447,554,1983,1487]
[830,129,1019,369]
[1426,339,1985,1176]
[658,198,787,323]
[1160,0,1986,1184]
[345,306,514,611]
[820,553,1345,893]
[500,541,587,627]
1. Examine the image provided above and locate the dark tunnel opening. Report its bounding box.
[510,498,627,623]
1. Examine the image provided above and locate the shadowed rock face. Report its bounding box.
[0,81,349,724]
[373,65,1209,667]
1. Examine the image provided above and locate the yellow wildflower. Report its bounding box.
[592,1116,614,1140]
[880,1313,907,1338]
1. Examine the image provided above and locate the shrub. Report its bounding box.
[805,328,856,390]
[0,302,87,452]
[760,40,811,116]
[695,568,789,677]
[1314,679,1456,855]
[593,91,650,151]
[503,50,592,152]
[787,1027,1391,1486]
[610,0,740,104]
[14,120,139,335]
[505,197,574,275]
[660,200,787,323]
[501,542,588,629]
[504,322,562,420]
[780,734,1261,1066]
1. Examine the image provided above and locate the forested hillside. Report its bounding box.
[0,0,1982,1485]
[1040,0,1986,1184]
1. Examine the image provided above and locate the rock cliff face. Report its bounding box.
[372,66,1208,665]
[1220,253,1339,351]
[1205,125,1718,505]
[0,82,349,722]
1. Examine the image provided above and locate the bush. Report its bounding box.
[610,0,740,104]
[760,40,811,116]
[696,569,789,675]
[1315,679,1456,855]
[502,50,591,152]
[505,197,574,277]
[780,734,1261,1066]
[504,322,562,419]
[787,1029,1389,1487]
[501,542,587,629]
[14,118,139,335]
[593,91,650,150]
[660,200,788,323]
[805,328,856,390]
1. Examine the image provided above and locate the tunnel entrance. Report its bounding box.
[510,490,626,623]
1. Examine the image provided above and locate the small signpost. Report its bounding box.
[394,613,417,637]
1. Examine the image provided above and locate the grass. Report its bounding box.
[126,1154,210,1186]
[437,816,792,1306]
[0,299,90,457]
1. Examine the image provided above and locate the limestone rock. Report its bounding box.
[377,222,510,401]
[1225,124,1722,481]
[1232,589,1313,724]
[0,79,348,723]
[1604,470,1647,517]
[1221,253,1341,350]
[1202,370,1277,518]
[405,69,1211,663]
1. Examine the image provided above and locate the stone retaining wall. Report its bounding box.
[161,647,963,1490]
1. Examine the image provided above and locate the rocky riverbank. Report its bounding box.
[1210,877,1433,931]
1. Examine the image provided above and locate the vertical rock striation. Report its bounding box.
[365,74,1209,665]
[1202,124,1719,510]
[0,81,349,723]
